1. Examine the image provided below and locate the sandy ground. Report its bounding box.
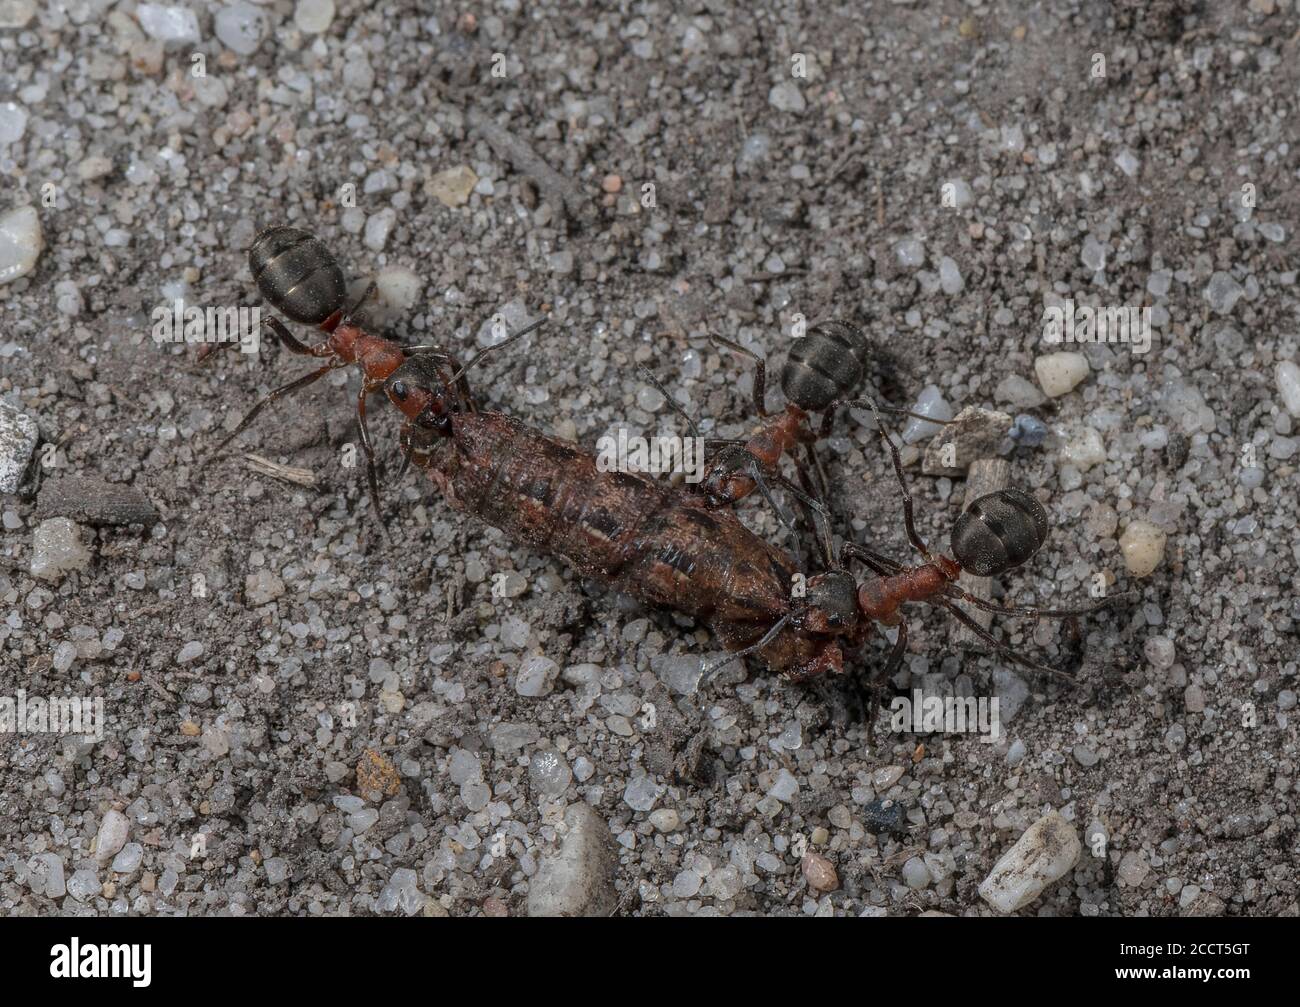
[1,0,1297,916]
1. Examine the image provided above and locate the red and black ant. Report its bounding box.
[201,226,542,533]
[702,394,1131,685]
[640,320,945,535]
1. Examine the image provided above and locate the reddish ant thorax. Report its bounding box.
[857,558,960,625]
[330,322,405,380]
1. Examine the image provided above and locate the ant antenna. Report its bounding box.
[698,613,793,686]
[446,316,547,385]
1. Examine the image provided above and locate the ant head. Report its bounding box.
[950,488,1049,576]
[797,569,861,634]
[249,226,345,325]
[384,355,455,432]
[701,449,750,507]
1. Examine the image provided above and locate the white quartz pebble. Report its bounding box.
[1060,426,1106,471]
[979,811,1081,913]
[0,205,42,285]
[1119,520,1167,577]
[1275,360,1300,418]
[1035,351,1090,397]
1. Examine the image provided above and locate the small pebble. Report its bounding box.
[0,1,35,28]
[111,843,143,874]
[363,209,395,251]
[995,375,1046,409]
[527,803,617,916]
[1117,851,1149,887]
[214,2,266,55]
[901,856,932,889]
[294,0,335,34]
[1119,520,1168,577]
[900,385,953,443]
[427,166,478,208]
[244,569,285,605]
[30,518,92,583]
[922,406,1012,474]
[374,266,422,318]
[649,808,681,832]
[67,868,100,902]
[0,402,39,493]
[135,3,201,46]
[937,255,964,294]
[515,655,559,697]
[0,101,27,145]
[893,236,926,269]
[1081,235,1107,272]
[1035,352,1090,397]
[1275,360,1300,418]
[1144,635,1176,669]
[768,81,806,113]
[529,750,572,795]
[942,178,973,208]
[801,852,839,892]
[95,810,130,865]
[265,857,290,884]
[1059,426,1106,471]
[0,205,43,285]
[1204,271,1244,315]
[979,811,1081,913]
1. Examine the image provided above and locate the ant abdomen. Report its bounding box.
[950,488,1050,576]
[780,320,871,412]
[248,226,346,325]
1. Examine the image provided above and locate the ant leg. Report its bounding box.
[197,340,240,364]
[829,389,955,428]
[769,469,834,567]
[792,444,837,565]
[709,333,768,418]
[937,598,1077,684]
[206,363,335,463]
[355,380,391,541]
[199,316,316,363]
[939,585,1133,620]
[261,317,330,357]
[881,620,909,681]
[804,442,833,505]
[770,470,831,523]
[839,395,932,562]
[637,365,702,440]
[840,541,903,576]
[744,460,798,533]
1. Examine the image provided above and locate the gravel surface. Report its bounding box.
[2,0,1297,917]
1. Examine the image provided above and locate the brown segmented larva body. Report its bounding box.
[404,410,848,678]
